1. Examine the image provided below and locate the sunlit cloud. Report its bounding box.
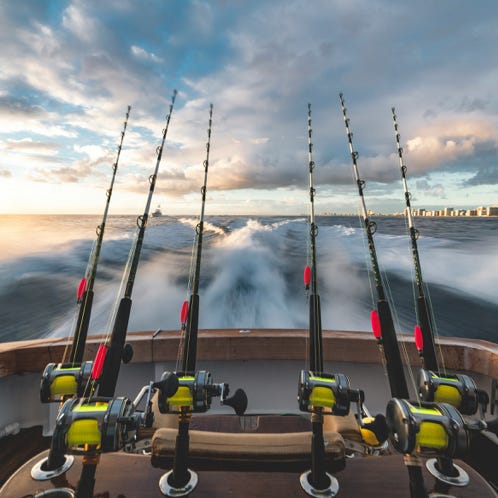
[3,138,59,155]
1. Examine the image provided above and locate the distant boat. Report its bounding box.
[152,205,162,217]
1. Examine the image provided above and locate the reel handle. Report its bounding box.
[222,387,248,416]
[154,372,179,414]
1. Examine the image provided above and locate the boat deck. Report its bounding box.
[1,414,497,498]
[2,448,496,498]
[1,331,497,497]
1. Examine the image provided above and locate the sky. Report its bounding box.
[1,0,498,215]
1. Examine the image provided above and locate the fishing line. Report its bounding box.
[339,93,409,399]
[177,229,197,372]
[381,259,420,401]
[179,103,213,374]
[357,207,376,311]
[392,107,441,372]
[85,230,138,399]
[89,90,176,401]
[424,281,447,375]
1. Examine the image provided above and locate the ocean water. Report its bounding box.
[0,214,497,344]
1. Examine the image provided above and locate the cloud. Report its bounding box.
[62,4,100,44]
[4,138,59,155]
[29,160,93,184]
[1,0,498,213]
[398,118,498,178]
[464,165,498,186]
[73,144,112,162]
[0,95,45,118]
[131,45,162,63]
[415,179,446,199]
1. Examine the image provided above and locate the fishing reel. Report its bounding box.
[40,361,94,403]
[32,374,179,481]
[387,398,470,486]
[32,396,137,481]
[298,371,352,415]
[298,370,389,449]
[417,369,481,416]
[156,370,248,415]
[52,396,139,455]
[387,398,469,457]
[50,374,180,455]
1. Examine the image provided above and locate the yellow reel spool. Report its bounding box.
[309,386,336,408]
[416,421,448,450]
[66,402,108,448]
[67,419,101,447]
[434,384,462,407]
[410,405,448,450]
[167,377,195,407]
[50,374,78,398]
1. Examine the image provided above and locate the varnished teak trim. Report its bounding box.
[0,329,497,379]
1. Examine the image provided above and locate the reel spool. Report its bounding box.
[40,362,93,403]
[298,371,351,415]
[157,370,247,415]
[417,369,478,415]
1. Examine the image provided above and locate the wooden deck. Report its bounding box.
[1,415,497,498]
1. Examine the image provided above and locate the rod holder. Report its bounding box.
[159,469,198,497]
[300,470,339,498]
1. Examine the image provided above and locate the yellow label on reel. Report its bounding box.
[72,402,109,413]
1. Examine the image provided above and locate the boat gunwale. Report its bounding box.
[0,329,497,379]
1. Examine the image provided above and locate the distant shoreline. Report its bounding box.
[2,212,498,219]
[318,213,498,218]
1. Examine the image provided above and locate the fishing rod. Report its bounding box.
[299,103,336,496]
[298,103,388,498]
[339,94,431,498]
[180,103,213,374]
[387,107,497,495]
[391,108,439,372]
[157,104,247,497]
[97,91,176,397]
[305,103,323,375]
[73,90,178,498]
[32,91,179,498]
[339,94,408,399]
[39,107,132,406]
[70,105,132,364]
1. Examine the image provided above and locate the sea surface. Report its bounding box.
[0,214,497,344]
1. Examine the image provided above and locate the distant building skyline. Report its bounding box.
[405,204,498,217]
[320,204,498,217]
